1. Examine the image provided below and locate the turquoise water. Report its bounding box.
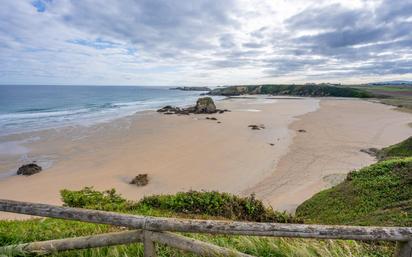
[0,85,212,136]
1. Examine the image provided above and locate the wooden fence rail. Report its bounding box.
[0,199,411,256]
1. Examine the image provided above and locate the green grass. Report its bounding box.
[296,157,412,226]
[0,189,393,256]
[359,86,412,92]
[351,85,412,111]
[0,217,391,257]
[377,137,412,160]
[0,221,391,257]
[60,188,300,223]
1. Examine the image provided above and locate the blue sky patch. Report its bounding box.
[31,0,51,12]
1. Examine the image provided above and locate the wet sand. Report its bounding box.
[0,97,411,219]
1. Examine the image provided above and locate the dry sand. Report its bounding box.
[0,97,411,219]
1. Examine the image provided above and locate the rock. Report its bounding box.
[17,163,42,176]
[157,97,229,115]
[130,174,149,186]
[206,117,218,120]
[194,97,216,114]
[298,129,307,133]
[248,124,265,130]
[156,105,173,112]
[360,148,379,156]
[269,143,275,146]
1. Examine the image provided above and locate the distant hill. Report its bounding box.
[368,80,412,86]
[209,84,373,98]
[170,86,211,91]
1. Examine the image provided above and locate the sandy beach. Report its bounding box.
[0,97,411,219]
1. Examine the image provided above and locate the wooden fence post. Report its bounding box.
[143,230,156,257]
[395,241,412,257]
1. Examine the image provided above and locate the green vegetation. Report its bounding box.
[61,188,299,223]
[210,84,373,98]
[0,218,389,257]
[297,137,412,226]
[296,157,412,226]
[377,137,412,160]
[352,85,412,111]
[139,191,300,223]
[0,189,390,256]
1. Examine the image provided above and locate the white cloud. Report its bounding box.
[0,0,411,85]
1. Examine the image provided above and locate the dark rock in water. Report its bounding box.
[194,97,216,113]
[248,124,265,130]
[298,129,307,133]
[157,97,228,115]
[17,163,42,176]
[130,174,149,186]
[360,148,379,156]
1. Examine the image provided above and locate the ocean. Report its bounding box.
[0,85,215,136]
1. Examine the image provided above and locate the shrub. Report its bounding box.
[60,187,133,211]
[139,191,302,223]
[60,188,301,223]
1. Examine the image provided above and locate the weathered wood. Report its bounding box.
[395,241,412,257]
[144,230,156,257]
[148,230,255,257]
[0,230,143,255]
[1,199,412,241]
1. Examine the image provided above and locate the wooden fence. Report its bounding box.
[0,199,411,256]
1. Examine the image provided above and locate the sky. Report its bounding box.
[0,0,411,86]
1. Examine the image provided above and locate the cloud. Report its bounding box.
[0,0,411,85]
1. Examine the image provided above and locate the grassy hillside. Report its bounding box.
[351,85,412,112]
[210,84,373,98]
[297,137,412,226]
[0,189,390,256]
[296,157,412,226]
[377,136,412,160]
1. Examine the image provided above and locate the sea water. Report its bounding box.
[0,85,215,136]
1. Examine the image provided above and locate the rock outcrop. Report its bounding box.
[194,97,216,113]
[360,148,379,156]
[157,97,228,115]
[17,163,42,176]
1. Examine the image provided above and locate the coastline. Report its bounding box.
[0,97,411,219]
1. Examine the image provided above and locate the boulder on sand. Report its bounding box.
[17,163,42,176]
[194,97,216,114]
[130,174,149,186]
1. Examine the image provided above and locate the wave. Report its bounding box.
[0,94,223,136]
